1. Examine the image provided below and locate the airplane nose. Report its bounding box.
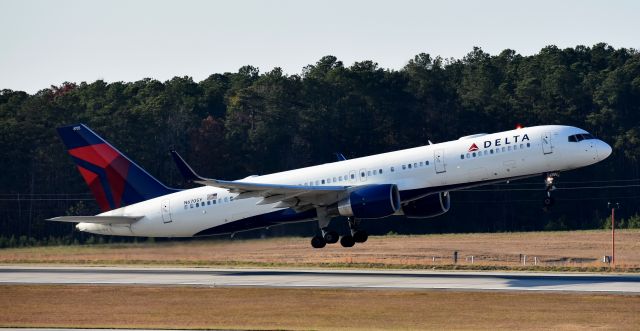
[599,140,612,160]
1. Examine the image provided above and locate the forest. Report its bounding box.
[1,43,640,246]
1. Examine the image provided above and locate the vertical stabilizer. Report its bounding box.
[57,124,178,211]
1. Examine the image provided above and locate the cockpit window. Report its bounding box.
[568,133,596,142]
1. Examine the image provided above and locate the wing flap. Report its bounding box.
[47,216,142,224]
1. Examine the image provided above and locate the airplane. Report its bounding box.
[48,124,612,248]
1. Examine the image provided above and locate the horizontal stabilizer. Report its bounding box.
[47,215,142,224]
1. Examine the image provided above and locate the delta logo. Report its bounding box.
[468,134,531,153]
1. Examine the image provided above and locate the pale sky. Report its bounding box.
[1,0,638,93]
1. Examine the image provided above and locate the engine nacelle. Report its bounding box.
[333,184,401,219]
[402,192,451,218]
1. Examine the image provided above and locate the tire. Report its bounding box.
[340,235,355,248]
[324,231,339,244]
[311,236,326,249]
[543,197,555,207]
[353,230,368,243]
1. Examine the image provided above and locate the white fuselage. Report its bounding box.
[77,125,611,237]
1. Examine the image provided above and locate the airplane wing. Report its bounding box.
[47,216,142,224]
[170,150,348,209]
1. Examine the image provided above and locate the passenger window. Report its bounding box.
[490,149,494,154]
[322,179,326,184]
[419,162,423,166]
[502,147,506,152]
[315,180,320,185]
[484,150,488,155]
[466,153,470,158]
[184,205,188,210]
[379,169,383,174]
[520,144,523,149]
[527,143,531,147]
[207,201,211,206]
[367,171,371,176]
[373,170,377,175]
[414,163,418,168]
[426,161,429,165]
[338,176,342,181]
[460,154,464,160]
[508,146,512,151]
[391,166,395,172]
[513,145,517,150]
[361,172,365,177]
[224,197,229,202]
[212,200,216,205]
[351,174,355,179]
[402,165,406,170]
[190,204,194,208]
[333,177,336,182]
[408,164,412,169]
[472,152,476,157]
[196,202,199,207]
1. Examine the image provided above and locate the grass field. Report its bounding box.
[1,230,639,271]
[1,285,638,330]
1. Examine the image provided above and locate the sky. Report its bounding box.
[1,0,639,94]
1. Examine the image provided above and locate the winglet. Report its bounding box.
[334,152,347,161]
[170,150,205,183]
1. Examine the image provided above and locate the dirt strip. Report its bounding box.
[1,230,639,271]
[1,285,639,330]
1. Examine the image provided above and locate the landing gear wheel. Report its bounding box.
[311,236,326,249]
[323,231,339,244]
[542,173,559,212]
[346,217,366,244]
[543,196,555,207]
[340,235,355,248]
[353,230,368,243]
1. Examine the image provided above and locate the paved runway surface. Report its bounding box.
[1,266,639,293]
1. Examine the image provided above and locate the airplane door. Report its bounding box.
[434,149,446,173]
[349,170,357,183]
[542,132,553,154]
[161,199,172,223]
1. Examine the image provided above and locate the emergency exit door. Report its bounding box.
[434,149,446,173]
[542,132,553,154]
[161,199,172,223]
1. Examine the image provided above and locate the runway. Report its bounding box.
[1,266,639,293]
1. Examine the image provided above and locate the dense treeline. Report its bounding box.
[1,43,640,245]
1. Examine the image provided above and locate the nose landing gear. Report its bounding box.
[543,173,559,211]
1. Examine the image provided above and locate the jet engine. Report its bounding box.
[401,192,450,218]
[332,184,401,219]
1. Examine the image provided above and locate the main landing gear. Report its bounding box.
[543,172,559,212]
[310,209,368,249]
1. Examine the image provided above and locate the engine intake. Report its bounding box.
[402,192,450,218]
[333,184,401,219]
